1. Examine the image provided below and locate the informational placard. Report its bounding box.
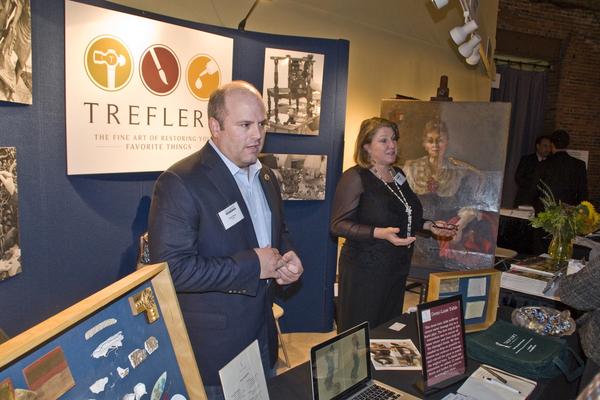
[416,295,467,392]
[65,0,233,174]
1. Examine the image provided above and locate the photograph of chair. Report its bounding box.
[262,48,324,135]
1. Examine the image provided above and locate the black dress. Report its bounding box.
[331,166,424,332]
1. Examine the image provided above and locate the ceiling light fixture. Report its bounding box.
[430,0,481,66]
[450,19,478,45]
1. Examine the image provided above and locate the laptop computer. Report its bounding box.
[310,322,418,400]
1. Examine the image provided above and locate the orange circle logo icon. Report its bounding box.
[186,54,220,101]
[140,45,180,96]
[84,35,133,91]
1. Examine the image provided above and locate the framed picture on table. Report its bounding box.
[427,268,501,332]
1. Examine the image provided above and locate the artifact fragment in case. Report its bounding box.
[129,287,160,323]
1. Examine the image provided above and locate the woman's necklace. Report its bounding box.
[371,166,413,236]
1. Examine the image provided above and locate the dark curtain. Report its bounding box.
[491,64,548,207]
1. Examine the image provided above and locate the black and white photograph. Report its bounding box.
[369,339,422,371]
[0,0,32,104]
[0,147,20,281]
[259,153,327,200]
[262,47,324,135]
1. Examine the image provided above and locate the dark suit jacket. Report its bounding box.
[148,143,294,386]
[514,153,541,207]
[535,151,588,210]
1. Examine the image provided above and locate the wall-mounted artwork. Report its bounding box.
[259,153,327,200]
[381,101,511,271]
[262,48,324,135]
[0,146,20,281]
[0,0,32,104]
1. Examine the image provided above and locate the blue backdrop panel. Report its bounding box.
[0,0,347,336]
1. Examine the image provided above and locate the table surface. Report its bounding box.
[267,306,582,399]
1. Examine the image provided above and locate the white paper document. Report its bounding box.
[457,364,536,400]
[219,340,269,400]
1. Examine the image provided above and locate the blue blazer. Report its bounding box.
[148,143,294,386]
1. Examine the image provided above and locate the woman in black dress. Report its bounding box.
[331,117,454,332]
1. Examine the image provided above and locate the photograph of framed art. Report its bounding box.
[0,147,20,282]
[0,263,206,399]
[262,47,324,135]
[380,100,511,272]
[0,0,32,104]
[259,153,327,200]
[426,268,501,333]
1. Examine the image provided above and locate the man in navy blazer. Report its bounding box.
[148,81,303,399]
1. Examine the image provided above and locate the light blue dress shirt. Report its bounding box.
[209,140,272,248]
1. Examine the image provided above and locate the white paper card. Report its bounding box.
[467,277,487,297]
[219,340,269,400]
[393,172,406,186]
[219,202,244,230]
[388,322,406,332]
[465,301,486,319]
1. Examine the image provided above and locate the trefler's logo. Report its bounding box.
[80,37,221,129]
[140,44,180,96]
[186,54,221,100]
[84,35,133,91]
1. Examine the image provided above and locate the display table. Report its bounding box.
[268,306,583,399]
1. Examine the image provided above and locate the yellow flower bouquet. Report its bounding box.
[530,183,600,262]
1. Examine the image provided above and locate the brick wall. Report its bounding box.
[497,0,600,206]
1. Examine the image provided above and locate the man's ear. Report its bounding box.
[208,117,221,138]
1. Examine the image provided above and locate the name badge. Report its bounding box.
[218,202,244,230]
[393,172,406,186]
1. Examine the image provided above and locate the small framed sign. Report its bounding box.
[416,295,468,394]
[426,268,501,332]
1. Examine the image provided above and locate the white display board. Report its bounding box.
[65,0,233,174]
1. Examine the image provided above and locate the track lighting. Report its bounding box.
[450,19,478,45]
[458,34,481,57]
[429,0,482,66]
[465,45,481,65]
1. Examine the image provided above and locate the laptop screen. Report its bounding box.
[310,322,371,400]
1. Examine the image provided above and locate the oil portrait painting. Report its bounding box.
[381,101,510,272]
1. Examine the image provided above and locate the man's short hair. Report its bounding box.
[551,129,570,149]
[535,135,551,146]
[207,81,262,128]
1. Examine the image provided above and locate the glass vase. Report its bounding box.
[547,233,573,264]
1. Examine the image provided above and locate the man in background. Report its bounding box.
[514,135,552,207]
[536,129,588,209]
[148,81,303,399]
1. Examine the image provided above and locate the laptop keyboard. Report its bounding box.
[354,384,403,399]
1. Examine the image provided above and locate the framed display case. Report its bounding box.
[0,263,206,399]
[426,268,501,333]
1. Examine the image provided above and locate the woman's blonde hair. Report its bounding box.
[354,117,399,168]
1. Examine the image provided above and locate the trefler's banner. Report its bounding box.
[65,1,233,174]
